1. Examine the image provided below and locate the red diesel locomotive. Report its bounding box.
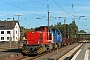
[22,26,79,55]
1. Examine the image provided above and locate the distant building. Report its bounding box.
[0,20,20,42]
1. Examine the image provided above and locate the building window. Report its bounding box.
[1,31,4,34]
[7,31,10,34]
[1,37,4,40]
[16,37,17,40]
[7,37,9,40]
[16,31,17,34]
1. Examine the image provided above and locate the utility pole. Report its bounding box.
[9,17,14,49]
[14,14,23,21]
[10,32,12,49]
[13,17,15,41]
[47,0,50,27]
[68,25,69,38]
[64,19,66,38]
[48,11,50,27]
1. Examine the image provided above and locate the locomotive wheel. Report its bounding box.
[22,52,27,56]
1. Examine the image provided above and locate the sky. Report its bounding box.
[0,0,90,33]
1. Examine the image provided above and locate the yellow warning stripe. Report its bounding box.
[37,47,44,54]
[22,49,29,53]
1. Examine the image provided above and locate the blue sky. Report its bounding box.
[0,0,90,33]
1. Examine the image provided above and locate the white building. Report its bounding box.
[0,21,20,42]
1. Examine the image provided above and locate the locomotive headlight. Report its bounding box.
[38,41,39,44]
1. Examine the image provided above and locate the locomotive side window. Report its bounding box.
[48,28,52,40]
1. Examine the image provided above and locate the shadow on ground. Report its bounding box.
[1,48,22,53]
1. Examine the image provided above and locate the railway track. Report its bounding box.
[20,42,81,60]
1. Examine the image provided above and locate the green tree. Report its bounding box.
[79,30,86,33]
[20,26,25,32]
[69,20,78,38]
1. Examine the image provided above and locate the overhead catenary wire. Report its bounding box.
[33,0,57,22]
[47,0,59,19]
[1,0,73,20]
[0,0,39,17]
[65,0,76,17]
[52,0,73,18]
[12,0,17,6]
[65,0,71,6]
[35,0,56,19]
